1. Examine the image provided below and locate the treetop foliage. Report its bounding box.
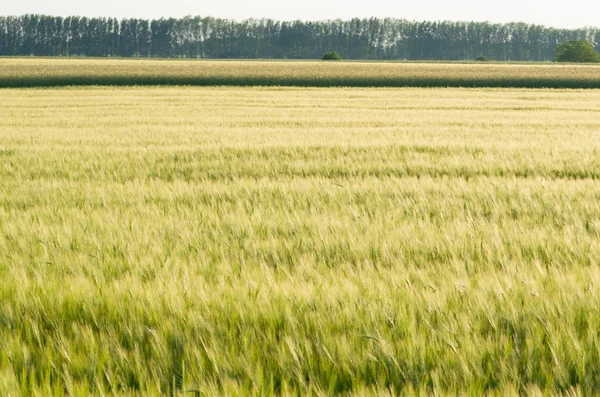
[554,40,600,63]
[1,14,599,61]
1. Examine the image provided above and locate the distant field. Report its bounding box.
[2,86,600,395]
[2,58,600,88]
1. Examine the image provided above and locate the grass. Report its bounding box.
[2,58,600,88]
[1,86,600,395]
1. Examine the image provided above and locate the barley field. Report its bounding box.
[2,58,600,88]
[1,86,600,396]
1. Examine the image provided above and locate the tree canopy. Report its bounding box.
[322,52,342,61]
[1,15,599,61]
[554,40,600,62]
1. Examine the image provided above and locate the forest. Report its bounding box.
[0,15,599,61]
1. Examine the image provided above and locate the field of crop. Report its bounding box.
[1,85,600,396]
[3,58,600,88]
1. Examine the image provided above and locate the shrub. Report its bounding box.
[554,40,600,63]
[475,55,490,62]
[322,52,342,61]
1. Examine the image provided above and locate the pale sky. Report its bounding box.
[5,0,600,29]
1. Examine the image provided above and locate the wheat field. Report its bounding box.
[2,58,600,88]
[1,86,600,395]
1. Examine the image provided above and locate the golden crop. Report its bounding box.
[1,86,600,395]
[2,58,600,88]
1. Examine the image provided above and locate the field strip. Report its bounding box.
[2,58,600,88]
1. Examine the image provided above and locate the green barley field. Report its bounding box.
[2,82,600,395]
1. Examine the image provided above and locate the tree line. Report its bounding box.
[1,15,599,61]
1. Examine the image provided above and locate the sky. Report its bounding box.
[4,0,600,29]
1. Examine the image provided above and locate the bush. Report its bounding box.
[475,55,490,62]
[322,52,342,61]
[555,40,600,63]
